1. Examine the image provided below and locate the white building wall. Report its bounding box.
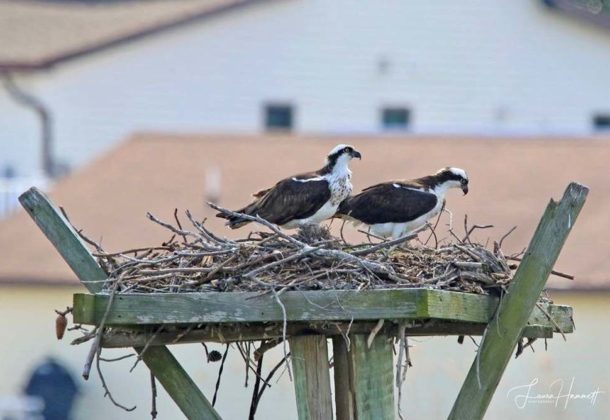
[2,0,610,176]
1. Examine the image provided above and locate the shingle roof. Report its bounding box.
[0,0,268,71]
[1,133,608,290]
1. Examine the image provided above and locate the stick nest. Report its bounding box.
[87,205,542,299]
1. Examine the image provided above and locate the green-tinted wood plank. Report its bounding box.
[74,289,423,324]
[449,182,588,420]
[72,289,425,324]
[20,187,220,420]
[72,290,575,335]
[72,294,97,324]
[136,346,221,420]
[289,336,333,420]
[528,304,573,333]
[19,187,106,293]
[348,334,395,419]
[424,289,496,322]
[332,337,354,420]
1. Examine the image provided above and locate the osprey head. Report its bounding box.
[326,144,362,166]
[436,167,469,195]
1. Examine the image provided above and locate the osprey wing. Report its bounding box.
[343,182,438,224]
[253,176,331,226]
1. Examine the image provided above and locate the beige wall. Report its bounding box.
[0,286,607,419]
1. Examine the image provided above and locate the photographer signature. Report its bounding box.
[507,377,605,409]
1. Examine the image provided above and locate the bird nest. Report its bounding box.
[86,204,548,301]
[66,204,563,418]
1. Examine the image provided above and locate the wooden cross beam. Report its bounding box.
[449,182,589,419]
[19,187,222,420]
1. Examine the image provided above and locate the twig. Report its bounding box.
[82,279,120,380]
[150,372,158,419]
[209,203,305,248]
[507,256,574,280]
[174,208,187,243]
[367,319,385,348]
[256,355,290,401]
[212,344,230,407]
[96,348,136,412]
[254,339,283,361]
[352,231,420,256]
[395,322,407,420]
[498,225,517,249]
[339,219,349,245]
[99,353,136,363]
[249,351,265,420]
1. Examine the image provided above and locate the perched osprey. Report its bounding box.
[336,167,469,239]
[217,144,362,229]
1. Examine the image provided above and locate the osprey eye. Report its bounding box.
[344,147,350,153]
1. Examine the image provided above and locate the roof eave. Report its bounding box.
[0,0,278,73]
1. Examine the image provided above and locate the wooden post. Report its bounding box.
[19,187,222,420]
[449,182,589,420]
[348,334,395,420]
[332,337,354,420]
[289,335,333,420]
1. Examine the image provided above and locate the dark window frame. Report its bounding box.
[381,107,411,131]
[593,114,610,131]
[263,103,294,132]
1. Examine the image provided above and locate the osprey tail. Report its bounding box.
[216,202,258,229]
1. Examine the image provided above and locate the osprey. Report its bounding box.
[217,144,362,229]
[336,167,469,239]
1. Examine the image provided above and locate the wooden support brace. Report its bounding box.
[289,335,333,420]
[136,346,221,420]
[19,187,222,420]
[449,182,589,420]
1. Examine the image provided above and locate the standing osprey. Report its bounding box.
[217,144,362,229]
[336,167,469,239]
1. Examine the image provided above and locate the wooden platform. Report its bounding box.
[19,182,589,420]
[72,289,573,347]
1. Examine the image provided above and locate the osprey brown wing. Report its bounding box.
[253,177,331,225]
[341,182,438,224]
[219,176,331,228]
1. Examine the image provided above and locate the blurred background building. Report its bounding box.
[0,1,609,419]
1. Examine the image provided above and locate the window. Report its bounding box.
[381,107,410,131]
[593,114,610,131]
[264,104,294,132]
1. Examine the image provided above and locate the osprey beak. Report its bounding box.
[461,184,469,195]
[351,150,362,160]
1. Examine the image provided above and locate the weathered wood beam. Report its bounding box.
[19,187,221,420]
[74,288,425,324]
[72,289,570,326]
[136,346,221,420]
[289,336,333,420]
[449,182,589,420]
[19,187,106,293]
[348,334,395,419]
[97,313,565,348]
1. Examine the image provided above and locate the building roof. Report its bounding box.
[544,0,610,30]
[0,0,269,71]
[1,134,609,290]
